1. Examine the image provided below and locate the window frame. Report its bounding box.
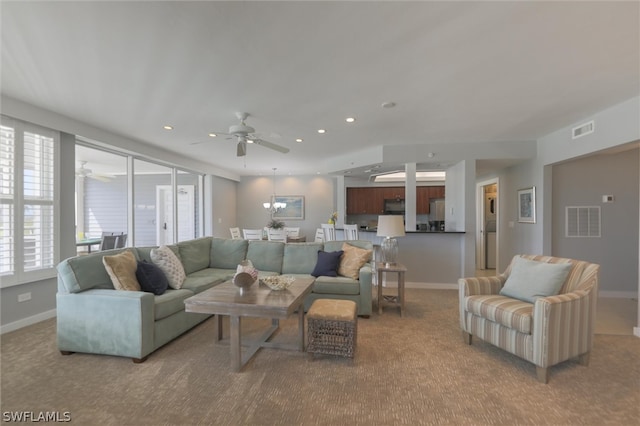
[1,116,60,288]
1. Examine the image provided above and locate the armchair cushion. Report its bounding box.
[499,256,571,303]
[464,295,533,334]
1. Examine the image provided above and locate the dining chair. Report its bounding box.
[267,228,287,242]
[314,228,325,243]
[229,227,242,239]
[321,223,336,241]
[115,233,127,248]
[243,229,263,240]
[284,227,300,238]
[343,224,359,240]
[99,235,118,251]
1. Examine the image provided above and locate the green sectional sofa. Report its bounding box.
[56,237,373,362]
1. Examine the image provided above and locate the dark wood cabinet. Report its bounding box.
[416,186,445,214]
[347,186,443,215]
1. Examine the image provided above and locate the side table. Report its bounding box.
[375,262,407,317]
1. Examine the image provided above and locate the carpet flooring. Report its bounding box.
[1,289,639,425]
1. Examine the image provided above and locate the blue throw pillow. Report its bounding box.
[311,250,344,278]
[136,260,169,295]
[499,257,572,303]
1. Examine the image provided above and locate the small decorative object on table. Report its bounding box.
[233,272,255,292]
[328,211,338,225]
[260,275,295,291]
[267,219,285,229]
[235,260,258,285]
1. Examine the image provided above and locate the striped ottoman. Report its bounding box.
[307,299,357,358]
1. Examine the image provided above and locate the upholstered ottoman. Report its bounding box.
[307,299,357,358]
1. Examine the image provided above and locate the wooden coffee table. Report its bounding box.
[184,276,314,372]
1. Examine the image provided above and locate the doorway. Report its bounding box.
[156,185,195,245]
[476,178,499,271]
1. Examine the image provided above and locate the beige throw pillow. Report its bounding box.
[338,243,372,280]
[102,250,141,291]
[150,245,186,289]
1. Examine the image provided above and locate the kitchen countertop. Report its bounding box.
[342,228,465,234]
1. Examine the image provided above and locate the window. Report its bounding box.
[1,116,58,286]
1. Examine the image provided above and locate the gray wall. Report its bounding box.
[552,148,639,294]
[209,175,238,238]
[237,174,335,239]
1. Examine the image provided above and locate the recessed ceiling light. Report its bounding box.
[345,117,356,123]
[317,129,326,134]
[381,102,396,109]
[295,138,303,143]
[208,133,217,138]
[163,125,174,130]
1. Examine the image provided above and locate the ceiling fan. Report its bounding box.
[194,112,290,157]
[75,161,114,182]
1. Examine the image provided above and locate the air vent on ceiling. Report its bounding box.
[572,120,595,139]
[566,206,600,238]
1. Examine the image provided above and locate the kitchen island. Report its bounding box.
[336,229,467,286]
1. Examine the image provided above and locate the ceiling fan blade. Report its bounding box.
[89,174,113,182]
[237,141,247,157]
[252,138,289,154]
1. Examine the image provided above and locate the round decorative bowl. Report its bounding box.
[260,275,295,291]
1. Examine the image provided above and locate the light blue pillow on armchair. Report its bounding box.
[499,257,572,303]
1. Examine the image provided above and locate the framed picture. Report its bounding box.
[517,187,536,223]
[271,195,304,220]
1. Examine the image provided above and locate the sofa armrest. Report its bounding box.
[532,288,597,368]
[357,263,373,316]
[56,289,155,359]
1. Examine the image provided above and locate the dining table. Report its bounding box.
[75,237,102,253]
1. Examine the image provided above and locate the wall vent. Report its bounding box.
[566,206,600,237]
[572,120,595,139]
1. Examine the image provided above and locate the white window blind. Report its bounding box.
[0,117,58,285]
[566,206,601,238]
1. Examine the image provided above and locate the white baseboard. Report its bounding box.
[634,327,640,338]
[1,309,56,335]
[599,291,638,299]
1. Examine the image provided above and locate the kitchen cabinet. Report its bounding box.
[416,186,445,214]
[382,187,405,200]
[347,187,385,214]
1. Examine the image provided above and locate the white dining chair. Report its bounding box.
[314,228,325,242]
[321,223,336,241]
[242,229,263,240]
[284,227,300,238]
[229,227,242,239]
[267,228,287,242]
[343,224,359,240]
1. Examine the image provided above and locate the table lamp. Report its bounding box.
[376,215,405,264]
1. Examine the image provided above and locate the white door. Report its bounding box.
[156,185,195,245]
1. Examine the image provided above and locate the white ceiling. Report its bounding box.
[2,1,638,178]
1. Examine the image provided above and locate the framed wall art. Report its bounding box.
[517,187,536,223]
[271,195,304,220]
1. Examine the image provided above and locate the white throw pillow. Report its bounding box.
[499,256,572,303]
[150,245,186,289]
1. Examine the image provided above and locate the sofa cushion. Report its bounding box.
[337,243,372,280]
[151,245,186,289]
[154,289,194,321]
[136,260,169,295]
[178,237,212,274]
[464,294,534,334]
[313,276,361,296]
[246,241,284,273]
[311,250,343,277]
[57,248,134,293]
[500,256,572,303]
[210,238,248,269]
[182,268,228,294]
[282,242,323,274]
[102,250,141,291]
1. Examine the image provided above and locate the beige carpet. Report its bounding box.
[2,289,639,425]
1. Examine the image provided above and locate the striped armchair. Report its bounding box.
[458,254,600,383]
